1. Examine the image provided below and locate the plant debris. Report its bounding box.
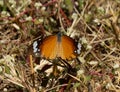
[0,0,120,92]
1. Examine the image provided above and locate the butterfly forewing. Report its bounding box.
[60,36,77,60]
[39,35,57,59]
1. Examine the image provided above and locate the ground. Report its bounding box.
[0,0,120,92]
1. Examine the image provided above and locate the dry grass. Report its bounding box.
[0,0,120,92]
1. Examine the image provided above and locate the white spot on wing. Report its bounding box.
[33,41,38,53]
[77,43,81,54]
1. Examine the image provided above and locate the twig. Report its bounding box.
[29,55,36,92]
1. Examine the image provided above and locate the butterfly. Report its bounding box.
[33,32,81,60]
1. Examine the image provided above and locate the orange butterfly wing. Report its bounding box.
[60,36,77,60]
[39,35,58,59]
